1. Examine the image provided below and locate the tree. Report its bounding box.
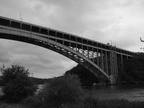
[65,65,99,87]
[40,74,83,108]
[119,53,144,84]
[1,64,36,102]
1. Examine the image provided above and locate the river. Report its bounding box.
[89,84,144,101]
[1,84,144,101]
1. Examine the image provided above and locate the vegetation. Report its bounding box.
[24,74,84,108]
[30,77,50,85]
[0,64,36,102]
[22,98,144,108]
[0,75,50,86]
[65,65,98,87]
[118,53,144,84]
[0,75,4,86]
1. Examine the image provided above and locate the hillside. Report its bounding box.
[30,77,50,84]
[65,65,99,87]
[118,53,144,84]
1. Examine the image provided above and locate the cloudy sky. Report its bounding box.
[0,0,144,78]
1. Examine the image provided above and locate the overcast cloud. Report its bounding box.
[0,0,144,78]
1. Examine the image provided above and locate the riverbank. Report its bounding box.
[1,84,144,108]
[2,84,144,102]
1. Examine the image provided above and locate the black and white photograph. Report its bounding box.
[0,0,144,108]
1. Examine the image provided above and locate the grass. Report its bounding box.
[1,98,144,108]
[98,99,144,108]
[2,97,144,108]
[1,89,144,108]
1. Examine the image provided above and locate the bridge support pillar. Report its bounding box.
[108,46,118,84]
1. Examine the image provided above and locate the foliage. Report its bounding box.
[30,77,50,84]
[38,74,83,108]
[119,53,144,84]
[3,98,144,108]
[23,96,144,108]
[1,64,36,102]
[23,95,43,108]
[98,99,144,108]
[83,97,99,108]
[65,65,99,87]
[0,76,4,86]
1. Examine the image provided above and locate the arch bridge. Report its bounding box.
[0,16,137,84]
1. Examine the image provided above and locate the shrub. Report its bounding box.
[98,99,131,108]
[1,65,36,102]
[23,95,43,108]
[83,97,99,108]
[40,74,83,108]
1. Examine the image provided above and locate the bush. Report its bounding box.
[83,97,99,108]
[39,74,83,108]
[1,65,36,102]
[98,99,132,108]
[23,95,43,108]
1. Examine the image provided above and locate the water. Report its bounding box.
[1,85,144,101]
[89,84,144,101]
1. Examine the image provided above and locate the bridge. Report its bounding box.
[0,16,137,84]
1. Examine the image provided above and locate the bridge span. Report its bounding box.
[0,16,137,84]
